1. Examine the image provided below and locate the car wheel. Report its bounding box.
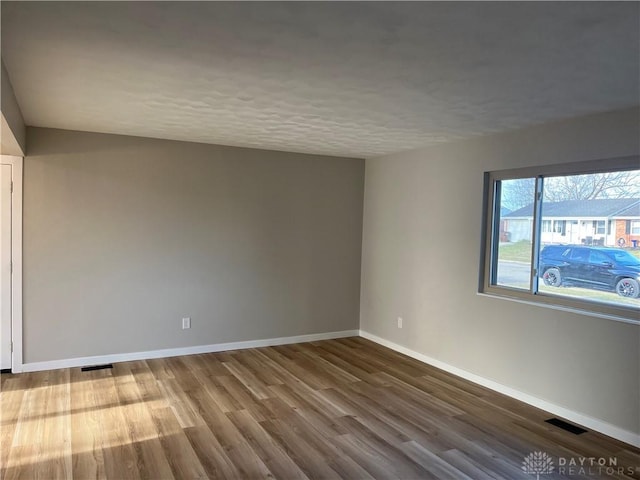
[542,268,562,287]
[616,278,640,298]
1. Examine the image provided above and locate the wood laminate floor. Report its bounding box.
[1,337,639,479]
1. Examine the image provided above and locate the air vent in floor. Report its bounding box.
[545,417,587,435]
[81,364,113,372]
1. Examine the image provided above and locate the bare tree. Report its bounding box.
[544,171,640,201]
[500,170,640,210]
[501,178,535,211]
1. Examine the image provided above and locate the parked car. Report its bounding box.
[539,245,640,298]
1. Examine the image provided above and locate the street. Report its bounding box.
[496,260,530,289]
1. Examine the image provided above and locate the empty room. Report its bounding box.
[1,2,639,479]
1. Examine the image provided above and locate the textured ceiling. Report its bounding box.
[1,2,639,158]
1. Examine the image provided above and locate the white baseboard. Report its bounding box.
[20,329,359,374]
[17,327,639,448]
[359,330,640,449]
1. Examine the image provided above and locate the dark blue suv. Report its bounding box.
[539,245,640,298]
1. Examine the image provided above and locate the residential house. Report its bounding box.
[503,198,640,247]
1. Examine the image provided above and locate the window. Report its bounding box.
[593,220,606,235]
[588,250,610,264]
[570,248,589,262]
[481,157,640,324]
[553,220,566,235]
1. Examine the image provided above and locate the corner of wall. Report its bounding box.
[1,60,26,156]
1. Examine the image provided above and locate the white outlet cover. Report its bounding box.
[182,317,191,329]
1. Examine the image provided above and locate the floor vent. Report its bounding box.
[81,364,113,372]
[0,368,11,374]
[545,417,587,435]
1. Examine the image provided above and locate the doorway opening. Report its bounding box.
[0,155,22,373]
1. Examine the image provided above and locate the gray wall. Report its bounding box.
[360,107,640,435]
[1,60,26,155]
[24,128,364,363]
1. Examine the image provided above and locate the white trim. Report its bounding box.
[0,155,22,373]
[359,330,640,448]
[20,329,359,373]
[477,292,640,327]
[18,323,639,447]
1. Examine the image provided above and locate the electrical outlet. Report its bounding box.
[397,317,403,329]
[182,317,191,329]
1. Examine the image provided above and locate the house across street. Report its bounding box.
[502,198,640,247]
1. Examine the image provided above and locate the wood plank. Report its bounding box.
[148,406,208,479]
[112,363,175,480]
[226,409,309,480]
[186,385,274,479]
[1,338,638,479]
[0,374,28,471]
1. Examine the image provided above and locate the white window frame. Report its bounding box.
[479,156,640,325]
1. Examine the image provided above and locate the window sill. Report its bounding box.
[477,291,640,326]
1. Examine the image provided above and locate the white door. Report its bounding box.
[0,164,12,370]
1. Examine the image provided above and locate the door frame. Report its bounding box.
[1,155,22,373]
